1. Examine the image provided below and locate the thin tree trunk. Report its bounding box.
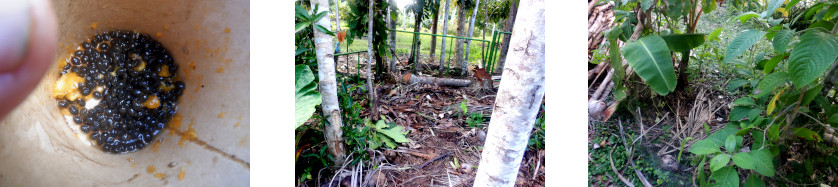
[464,0,480,71]
[473,0,545,185]
[429,3,440,64]
[334,0,341,32]
[480,3,488,68]
[408,0,425,66]
[439,0,452,70]
[311,0,345,166]
[388,0,398,72]
[494,0,519,74]
[454,3,468,75]
[367,0,378,118]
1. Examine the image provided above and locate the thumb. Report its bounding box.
[0,0,58,120]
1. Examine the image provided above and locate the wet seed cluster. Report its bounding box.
[57,30,184,154]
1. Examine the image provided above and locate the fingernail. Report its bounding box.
[0,0,31,72]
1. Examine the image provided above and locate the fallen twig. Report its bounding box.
[419,151,451,169]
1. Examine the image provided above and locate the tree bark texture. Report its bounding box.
[454,2,468,75]
[311,0,346,165]
[473,0,545,185]
[464,0,480,68]
[367,0,378,118]
[439,0,453,70]
[494,0,519,74]
[429,2,441,63]
[388,0,397,72]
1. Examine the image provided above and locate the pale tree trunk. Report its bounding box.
[333,0,341,32]
[366,0,378,118]
[494,0,519,74]
[464,0,480,69]
[388,0,397,72]
[429,3,441,64]
[438,0,452,70]
[311,0,345,165]
[473,0,544,185]
[454,3,468,75]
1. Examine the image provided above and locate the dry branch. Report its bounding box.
[401,73,471,87]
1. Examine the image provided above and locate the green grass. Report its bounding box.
[334,27,502,68]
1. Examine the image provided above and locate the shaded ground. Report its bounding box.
[588,62,737,186]
[300,57,545,187]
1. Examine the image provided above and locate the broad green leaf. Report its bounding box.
[621,35,678,95]
[641,0,654,11]
[830,113,838,125]
[710,166,739,187]
[698,156,708,186]
[744,174,766,187]
[763,53,789,74]
[379,135,397,148]
[736,127,753,136]
[725,135,737,152]
[368,137,381,149]
[295,22,310,33]
[725,30,765,64]
[690,139,722,155]
[750,148,776,177]
[667,0,691,20]
[802,84,823,106]
[295,4,310,20]
[730,106,752,121]
[733,152,756,169]
[767,88,785,115]
[374,119,388,130]
[295,65,322,129]
[313,11,328,22]
[809,20,835,31]
[735,12,761,24]
[710,153,731,172]
[608,29,624,89]
[748,107,765,121]
[377,125,410,143]
[805,4,828,20]
[768,123,780,141]
[755,72,789,99]
[772,29,793,53]
[708,28,724,42]
[728,78,749,91]
[707,124,741,147]
[788,30,838,89]
[732,97,755,107]
[703,0,717,14]
[315,25,335,36]
[295,48,310,56]
[753,52,766,69]
[767,17,785,27]
[792,127,822,141]
[761,0,784,18]
[661,34,706,52]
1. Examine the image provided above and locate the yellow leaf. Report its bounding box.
[778,7,789,18]
[767,88,785,115]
